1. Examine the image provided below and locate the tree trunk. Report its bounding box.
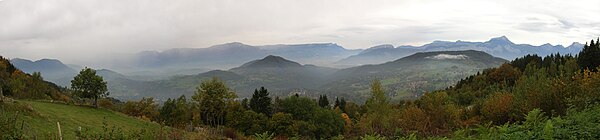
[94,96,98,108]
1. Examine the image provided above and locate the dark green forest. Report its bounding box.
[2,38,600,139]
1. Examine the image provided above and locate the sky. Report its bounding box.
[0,0,599,64]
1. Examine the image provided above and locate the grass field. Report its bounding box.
[7,101,165,139]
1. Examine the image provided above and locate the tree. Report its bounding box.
[417,91,460,135]
[311,109,345,139]
[279,95,319,120]
[481,92,515,125]
[365,79,390,114]
[318,95,330,108]
[192,77,236,126]
[71,68,108,108]
[334,97,347,113]
[159,95,191,128]
[577,40,600,71]
[359,79,394,136]
[241,98,250,110]
[268,112,294,137]
[489,63,521,86]
[159,98,177,125]
[250,87,272,115]
[122,97,159,121]
[230,110,268,135]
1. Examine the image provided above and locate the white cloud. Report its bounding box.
[0,0,598,65]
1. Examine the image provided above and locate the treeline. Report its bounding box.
[113,78,350,139]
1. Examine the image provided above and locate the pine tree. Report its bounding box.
[318,95,330,108]
[250,87,272,115]
[241,98,250,110]
[578,39,600,71]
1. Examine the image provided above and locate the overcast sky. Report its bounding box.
[0,0,599,64]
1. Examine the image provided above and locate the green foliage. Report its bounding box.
[122,97,159,121]
[454,106,600,139]
[278,96,319,121]
[334,97,347,113]
[397,133,418,140]
[253,131,274,140]
[0,108,26,139]
[359,80,398,136]
[311,108,345,139]
[1,100,173,139]
[229,110,268,135]
[250,87,272,115]
[159,95,191,128]
[360,134,386,140]
[415,91,460,135]
[365,80,389,114]
[192,77,236,126]
[318,94,330,108]
[71,68,108,108]
[74,118,160,139]
[268,112,294,137]
[0,56,67,101]
[577,39,600,70]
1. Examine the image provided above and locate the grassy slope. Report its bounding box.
[18,101,163,139]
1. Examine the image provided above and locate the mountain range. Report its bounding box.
[102,50,506,102]
[126,43,360,75]
[104,36,582,79]
[8,36,582,102]
[336,36,583,66]
[10,58,126,86]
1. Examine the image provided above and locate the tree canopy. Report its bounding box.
[71,67,108,108]
[249,87,272,115]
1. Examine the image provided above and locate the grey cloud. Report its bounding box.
[0,0,598,66]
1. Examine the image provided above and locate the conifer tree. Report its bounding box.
[250,87,272,115]
[318,95,330,108]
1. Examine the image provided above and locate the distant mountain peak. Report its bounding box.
[37,58,65,64]
[10,58,33,63]
[224,42,246,45]
[539,43,556,48]
[569,42,584,47]
[397,50,500,63]
[264,55,284,60]
[236,55,302,68]
[210,42,255,49]
[486,36,514,45]
[360,44,394,54]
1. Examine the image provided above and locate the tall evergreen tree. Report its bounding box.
[318,95,330,108]
[250,87,272,115]
[334,97,347,112]
[578,39,600,71]
[339,98,346,112]
[241,98,250,110]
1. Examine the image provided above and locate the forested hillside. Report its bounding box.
[0,57,69,101]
